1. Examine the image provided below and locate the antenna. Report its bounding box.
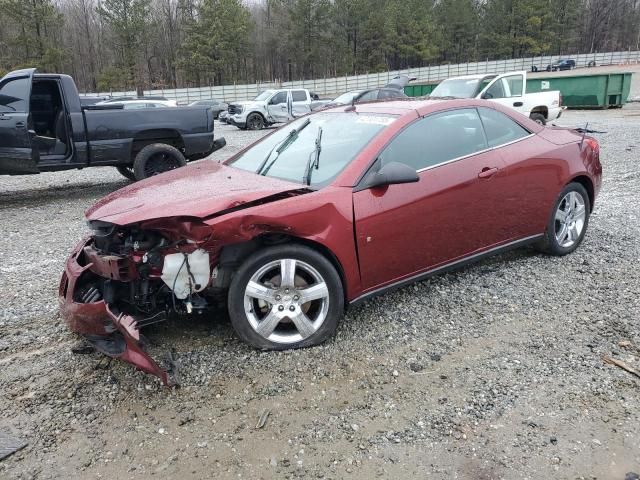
[579,122,588,149]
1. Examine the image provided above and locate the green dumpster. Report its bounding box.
[525,72,633,108]
[404,83,438,97]
[404,72,633,109]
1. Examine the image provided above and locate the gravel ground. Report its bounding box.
[1,106,639,480]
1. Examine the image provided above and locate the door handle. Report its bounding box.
[0,115,10,121]
[478,167,499,179]
[513,101,523,107]
[15,121,26,128]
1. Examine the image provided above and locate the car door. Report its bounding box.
[478,106,555,238]
[291,90,310,117]
[0,68,39,174]
[266,91,290,122]
[353,108,510,290]
[480,72,526,115]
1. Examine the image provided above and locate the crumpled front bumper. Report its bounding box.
[59,238,174,386]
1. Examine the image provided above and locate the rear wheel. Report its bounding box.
[530,113,547,125]
[133,143,186,181]
[536,182,590,256]
[246,113,265,130]
[115,166,136,181]
[228,244,344,350]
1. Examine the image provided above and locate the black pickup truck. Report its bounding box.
[0,69,225,181]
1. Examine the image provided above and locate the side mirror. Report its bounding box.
[363,162,419,189]
[482,92,493,99]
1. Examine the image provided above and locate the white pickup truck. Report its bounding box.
[227,88,314,130]
[430,71,564,125]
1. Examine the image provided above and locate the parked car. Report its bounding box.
[547,59,576,71]
[188,99,228,119]
[218,110,229,123]
[79,95,110,106]
[0,68,225,180]
[227,88,313,130]
[313,75,413,110]
[97,98,177,107]
[59,98,601,385]
[104,100,177,109]
[430,71,564,124]
[99,95,175,105]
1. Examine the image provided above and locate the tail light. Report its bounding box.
[584,137,599,155]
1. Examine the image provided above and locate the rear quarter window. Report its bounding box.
[478,107,530,147]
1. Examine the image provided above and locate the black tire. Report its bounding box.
[115,165,136,181]
[133,143,186,181]
[228,244,344,351]
[246,112,265,130]
[530,113,547,125]
[535,182,591,256]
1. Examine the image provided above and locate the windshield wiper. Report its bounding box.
[256,118,311,176]
[303,126,322,186]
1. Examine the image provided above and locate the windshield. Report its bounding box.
[254,90,274,101]
[228,112,395,188]
[431,78,487,98]
[331,91,363,105]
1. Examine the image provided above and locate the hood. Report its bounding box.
[231,100,257,107]
[86,161,308,225]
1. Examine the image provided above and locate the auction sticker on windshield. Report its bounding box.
[356,116,396,126]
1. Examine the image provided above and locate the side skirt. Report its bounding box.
[348,234,544,307]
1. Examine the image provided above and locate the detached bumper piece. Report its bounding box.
[59,239,177,386]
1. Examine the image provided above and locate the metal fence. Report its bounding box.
[82,50,640,104]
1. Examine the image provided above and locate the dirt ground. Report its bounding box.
[1,103,639,479]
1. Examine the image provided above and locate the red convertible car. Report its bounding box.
[59,99,602,385]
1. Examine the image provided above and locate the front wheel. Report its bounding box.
[228,244,344,350]
[246,113,265,130]
[536,182,590,256]
[133,143,186,181]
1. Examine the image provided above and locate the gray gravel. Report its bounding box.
[1,110,639,480]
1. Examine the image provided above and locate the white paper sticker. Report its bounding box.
[356,116,395,126]
[541,81,550,90]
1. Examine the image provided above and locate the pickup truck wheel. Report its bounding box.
[133,143,186,180]
[115,166,136,181]
[246,113,265,130]
[530,113,546,125]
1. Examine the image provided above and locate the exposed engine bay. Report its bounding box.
[81,221,217,320]
[60,219,234,386]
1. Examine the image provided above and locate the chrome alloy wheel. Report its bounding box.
[243,259,330,344]
[554,191,587,248]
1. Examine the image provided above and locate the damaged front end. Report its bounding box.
[59,218,219,386]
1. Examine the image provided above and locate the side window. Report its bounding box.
[292,90,307,102]
[0,77,30,113]
[478,107,530,147]
[380,108,488,171]
[503,75,523,97]
[359,90,378,102]
[484,79,505,99]
[269,91,287,105]
[377,89,401,100]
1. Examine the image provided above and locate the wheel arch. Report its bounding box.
[568,175,595,210]
[530,106,549,118]
[217,233,349,306]
[131,129,185,159]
